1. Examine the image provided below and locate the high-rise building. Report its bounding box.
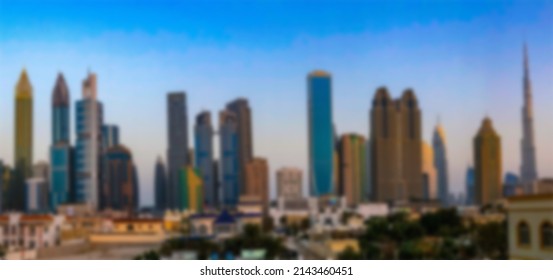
[194,111,216,208]
[422,141,437,201]
[179,166,203,213]
[276,167,303,200]
[337,133,368,207]
[226,98,253,195]
[75,72,103,210]
[154,156,167,212]
[102,124,119,149]
[13,69,34,210]
[465,166,475,205]
[50,73,73,211]
[433,121,449,205]
[167,92,189,210]
[102,145,138,214]
[370,87,423,204]
[474,117,502,206]
[0,161,12,212]
[307,70,334,197]
[520,44,538,188]
[244,158,269,211]
[26,162,50,213]
[219,110,239,208]
[503,172,520,197]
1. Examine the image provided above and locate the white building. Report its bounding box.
[0,213,64,253]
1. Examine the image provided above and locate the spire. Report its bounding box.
[16,68,33,98]
[53,72,70,106]
[523,42,529,78]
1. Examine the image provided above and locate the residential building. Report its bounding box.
[337,133,368,207]
[422,141,437,201]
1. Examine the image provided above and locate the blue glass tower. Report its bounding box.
[195,111,216,208]
[50,73,73,211]
[219,110,239,208]
[465,166,475,205]
[307,70,334,197]
[102,124,119,148]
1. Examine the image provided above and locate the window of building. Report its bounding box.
[127,224,134,232]
[517,221,531,246]
[541,221,553,249]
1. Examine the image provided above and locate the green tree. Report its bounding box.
[474,221,507,259]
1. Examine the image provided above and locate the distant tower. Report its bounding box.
[154,156,167,211]
[465,166,475,206]
[13,69,34,210]
[307,70,334,197]
[219,110,240,208]
[50,73,73,210]
[474,117,502,205]
[520,43,538,188]
[337,133,368,207]
[167,92,189,210]
[225,98,253,195]
[422,141,437,201]
[102,145,138,214]
[194,111,216,209]
[244,157,269,212]
[433,120,450,205]
[75,72,103,210]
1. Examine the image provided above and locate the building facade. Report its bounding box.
[337,133,368,207]
[154,157,167,212]
[226,99,253,195]
[465,166,475,205]
[422,141,437,201]
[244,158,269,211]
[194,111,216,209]
[473,117,502,206]
[370,87,423,204]
[219,110,240,208]
[276,167,303,200]
[179,166,203,213]
[307,70,334,197]
[167,92,189,210]
[433,122,449,205]
[101,145,138,213]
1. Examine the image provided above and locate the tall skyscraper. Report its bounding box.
[433,121,449,205]
[102,145,138,214]
[13,69,34,210]
[474,117,502,206]
[75,72,103,210]
[219,110,239,208]
[370,87,423,204]
[194,111,216,208]
[520,44,538,187]
[421,141,437,201]
[154,156,167,212]
[179,166,203,213]
[167,92,189,210]
[244,157,269,211]
[465,166,475,205]
[337,133,368,207]
[307,70,334,197]
[226,98,253,195]
[50,73,73,211]
[0,161,12,212]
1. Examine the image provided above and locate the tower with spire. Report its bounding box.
[520,43,538,189]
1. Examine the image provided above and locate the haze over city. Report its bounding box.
[1,0,552,207]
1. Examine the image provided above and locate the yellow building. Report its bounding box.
[89,218,166,245]
[180,166,203,213]
[474,117,502,206]
[507,194,553,260]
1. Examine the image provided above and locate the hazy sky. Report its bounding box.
[1,0,552,206]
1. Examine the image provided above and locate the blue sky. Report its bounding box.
[1,0,552,206]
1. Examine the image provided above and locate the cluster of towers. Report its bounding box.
[1,71,139,214]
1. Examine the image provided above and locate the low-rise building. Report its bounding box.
[0,213,64,252]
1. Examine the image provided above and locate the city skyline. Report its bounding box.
[1,0,553,207]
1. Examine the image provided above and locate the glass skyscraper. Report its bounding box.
[167,92,189,210]
[195,111,216,209]
[219,110,239,208]
[307,70,334,197]
[154,157,167,211]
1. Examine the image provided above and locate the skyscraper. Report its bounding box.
[179,166,203,213]
[167,92,189,210]
[154,156,167,212]
[422,141,437,201]
[465,166,475,205]
[13,69,34,210]
[226,98,253,195]
[219,110,239,208]
[474,117,502,206]
[244,158,269,211]
[370,87,423,204]
[75,72,103,210]
[102,124,120,148]
[26,161,50,213]
[433,121,449,205]
[102,145,138,214]
[337,133,368,207]
[307,70,334,197]
[194,111,216,209]
[50,73,73,210]
[520,44,538,187]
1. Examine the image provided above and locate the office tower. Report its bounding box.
[337,133,368,207]
[154,156,167,212]
[474,117,502,205]
[179,166,203,213]
[102,145,138,213]
[226,98,253,195]
[465,166,475,205]
[26,162,50,213]
[13,69,34,210]
[167,92,189,210]
[102,124,119,148]
[503,172,520,197]
[75,72,103,210]
[370,87,423,204]
[219,110,239,208]
[194,111,216,208]
[276,167,303,200]
[422,141,437,201]
[213,160,220,206]
[520,44,538,188]
[244,158,269,211]
[307,70,334,197]
[50,73,73,210]
[433,121,449,205]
